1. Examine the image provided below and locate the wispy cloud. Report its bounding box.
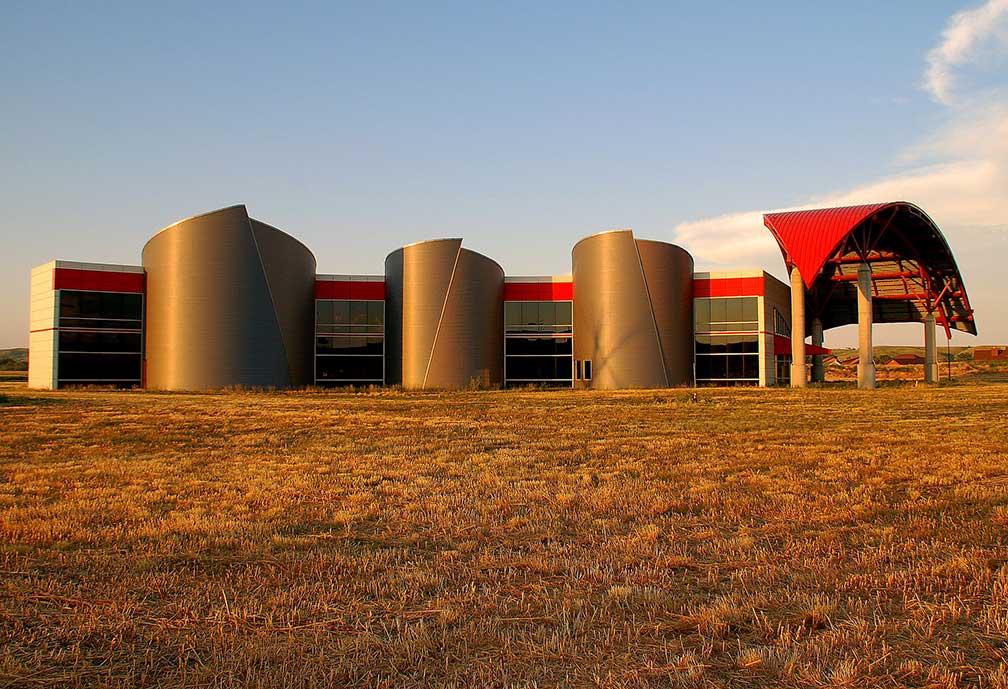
[925,0,1008,104]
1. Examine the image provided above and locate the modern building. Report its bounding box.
[28,202,974,391]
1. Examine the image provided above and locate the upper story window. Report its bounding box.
[774,307,790,337]
[694,297,759,333]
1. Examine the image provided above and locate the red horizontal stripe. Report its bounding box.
[504,282,573,301]
[54,268,145,293]
[315,280,385,300]
[773,334,831,356]
[693,277,764,298]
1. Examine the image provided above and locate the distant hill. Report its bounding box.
[0,348,28,371]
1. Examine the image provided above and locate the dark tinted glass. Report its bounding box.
[350,301,368,325]
[583,360,592,380]
[743,354,759,379]
[123,293,143,320]
[316,356,383,381]
[333,300,350,326]
[316,300,334,327]
[367,301,384,327]
[59,331,141,353]
[58,352,141,381]
[506,337,572,356]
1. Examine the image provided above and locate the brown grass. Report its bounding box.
[1,381,1007,688]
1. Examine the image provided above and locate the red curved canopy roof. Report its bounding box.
[763,202,976,336]
[764,204,889,287]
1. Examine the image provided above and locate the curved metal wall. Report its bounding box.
[572,231,693,389]
[635,239,694,386]
[142,205,316,391]
[384,239,504,389]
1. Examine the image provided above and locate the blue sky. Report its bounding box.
[2,1,1006,348]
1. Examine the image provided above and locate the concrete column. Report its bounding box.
[790,267,806,388]
[811,317,825,383]
[924,314,938,383]
[857,262,875,389]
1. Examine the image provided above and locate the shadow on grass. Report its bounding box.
[0,393,69,408]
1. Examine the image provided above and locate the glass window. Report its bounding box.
[60,291,81,318]
[333,300,350,326]
[710,298,727,325]
[726,298,742,324]
[315,300,334,327]
[316,356,383,382]
[555,302,572,326]
[694,298,710,332]
[522,302,539,328]
[350,301,368,325]
[742,297,759,324]
[368,301,383,326]
[538,302,556,327]
[58,352,141,381]
[576,360,582,380]
[59,331,141,353]
[583,360,592,380]
[505,302,523,330]
[123,293,143,320]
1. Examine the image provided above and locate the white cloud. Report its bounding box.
[925,0,1008,104]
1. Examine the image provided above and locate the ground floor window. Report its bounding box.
[775,354,791,386]
[505,335,572,387]
[695,334,759,386]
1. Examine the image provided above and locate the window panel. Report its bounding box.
[368,301,384,327]
[316,356,383,381]
[694,298,711,332]
[710,298,727,325]
[555,302,572,326]
[505,302,523,329]
[59,331,141,353]
[333,300,349,326]
[538,302,556,327]
[521,302,539,329]
[315,300,334,327]
[58,352,141,381]
[742,297,759,323]
[743,354,759,379]
[726,298,742,324]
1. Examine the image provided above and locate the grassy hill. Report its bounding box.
[0,347,28,371]
[1,383,1006,686]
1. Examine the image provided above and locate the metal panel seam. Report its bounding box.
[422,242,463,389]
[634,241,670,387]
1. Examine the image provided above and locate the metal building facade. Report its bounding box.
[384,239,504,389]
[142,205,316,391]
[571,230,693,389]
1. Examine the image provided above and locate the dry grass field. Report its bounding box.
[1,380,1007,688]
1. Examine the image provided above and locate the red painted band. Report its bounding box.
[53,268,145,293]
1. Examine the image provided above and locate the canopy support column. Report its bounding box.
[790,267,806,388]
[857,262,875,389]
[924,314,938,383]
[811,318,825,383]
